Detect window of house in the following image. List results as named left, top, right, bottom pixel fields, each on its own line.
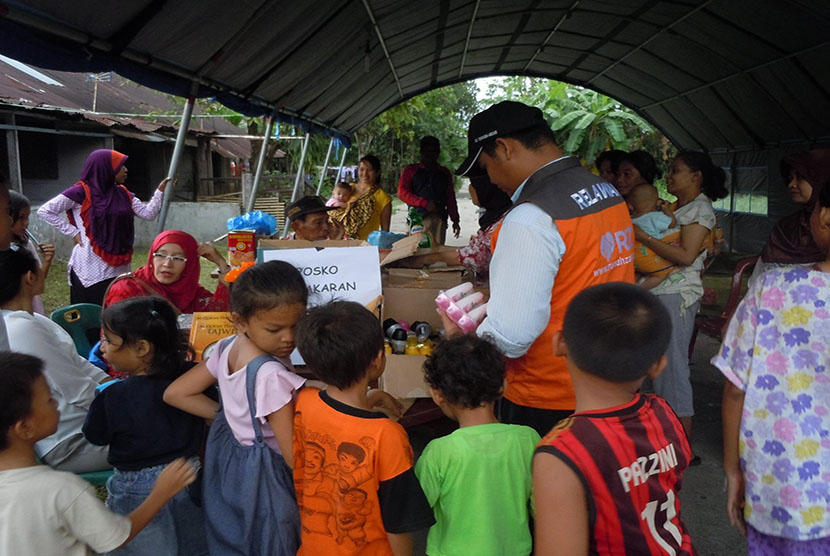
left=19, top=131, right=59, bottom=180
left=713, top=166, right=768, bottom=215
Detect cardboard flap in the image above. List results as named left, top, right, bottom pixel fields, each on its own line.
left=379, top=234, right=423, bottom=266
left=258, top=239, right=369, bottom=250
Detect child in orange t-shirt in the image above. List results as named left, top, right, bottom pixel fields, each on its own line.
left=294, top=301, right=434, bottom=556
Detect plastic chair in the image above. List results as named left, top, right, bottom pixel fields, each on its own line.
left=79, top=469, right=114, bottom=487
left=688, top=256, right=758, bottom=359
left=50, top=304, right=102, bottom=359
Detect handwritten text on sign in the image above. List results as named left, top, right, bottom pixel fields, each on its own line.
left=260, top=245, right=382, bottom=307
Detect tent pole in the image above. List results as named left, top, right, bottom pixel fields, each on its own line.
left=316, top=137, right=335, bottom=195
left=728, top=154, right=737, bottom=254
left=335, top=147, right=348, bottom=183
left=290, top=134, right=311, bottom=202
left=246, top=114, right=275, bottom=213
left=156, top=94, right=196, bottom=234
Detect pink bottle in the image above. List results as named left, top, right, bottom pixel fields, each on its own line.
left=446, top=292, right=484, bottom=324
left=435, top=282, right=474, bottom=310
left=457, top=303, right=488, bottom=332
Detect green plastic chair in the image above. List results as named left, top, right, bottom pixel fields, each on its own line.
left=79, top=468, right=115, bottom=487
left=50, top=303, right=102, bottom=358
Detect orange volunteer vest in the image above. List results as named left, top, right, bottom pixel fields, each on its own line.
left=490, top=157, right=634, bottom=410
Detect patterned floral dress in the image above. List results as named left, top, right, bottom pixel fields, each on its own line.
left=712, top=266, right=830, bottom=544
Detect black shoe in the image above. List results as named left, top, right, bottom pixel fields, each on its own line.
left=689, top=455, right=702, bottom=467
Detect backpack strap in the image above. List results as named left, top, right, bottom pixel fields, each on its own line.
left=244, top=353, right=280, bottom=444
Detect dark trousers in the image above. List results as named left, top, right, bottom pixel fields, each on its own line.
left=69, top=270, right=114, bottom=307
left=496, top=397, right=573, bottom=438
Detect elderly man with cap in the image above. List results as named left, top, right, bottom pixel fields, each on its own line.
left=445, top=101, right=635, bottom=437
left=285, top=196, right=346, bottom=241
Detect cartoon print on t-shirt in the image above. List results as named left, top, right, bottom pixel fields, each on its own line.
left=335, top=488, right=374, bottom=546
left=296, top=441, right=338, bottom=536
left=294, top=415, right=383, bottom=547
left=336, top=439, right=374, bottom=493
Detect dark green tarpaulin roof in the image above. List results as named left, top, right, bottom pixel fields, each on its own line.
left=2, top=0, right=829, bottom=152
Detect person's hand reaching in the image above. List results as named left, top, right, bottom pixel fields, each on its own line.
left=39, top=244, right=55, bottom=266
left=157, top=177, right=177, bottom=193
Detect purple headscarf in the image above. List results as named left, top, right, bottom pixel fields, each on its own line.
left=62, top=149, right=135, bottom=261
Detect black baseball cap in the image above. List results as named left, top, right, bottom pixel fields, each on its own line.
left=286, top=196, right=336, bottom=222
left=455, top=101, right=549, bottom=176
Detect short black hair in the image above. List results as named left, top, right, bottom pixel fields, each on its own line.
left=295, top=301, right=384, bottom=389
left=423, top=334, right=505, bottom=408
left=596, top=150, right=627, bottom=174
left=230, top=260, right=308, bottom=319
left=562, top=282, right=671, bottom=382
left=481, top=125, right=557, bottom=157
left=102, top=297, right=190, bottom=379
left=620, top=150, right=661, bottom=184
left=0, top=249, right=38, bottom=306
left=420, top=135, right=440, bottom=150
left=334, top=181, right=352, bottom=190
left=0, top=352, right=44, bottom=450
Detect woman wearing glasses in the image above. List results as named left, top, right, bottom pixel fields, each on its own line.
left=102, top=230, right=230, bottom=314
left=37, top=149, right=172, bottom=306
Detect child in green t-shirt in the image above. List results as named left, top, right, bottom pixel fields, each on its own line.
left=415, top=335, right=540, bottom=556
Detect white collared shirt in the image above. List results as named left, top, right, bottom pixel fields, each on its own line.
left=477, top=159, right=568, bottom=358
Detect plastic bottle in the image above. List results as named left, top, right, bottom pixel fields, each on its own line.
left=411, top=321, right=433, bottom=342
left=390, top=338, right=407, bottom=354
left=408, top=207, right=432, bottom=248
left=383, top=318, right=400, bottom=336
left=457, top=303, right=488, bottom=332
left=435, top=282, right=474, bottom=310
left=446, top=292, right=485, bottom=324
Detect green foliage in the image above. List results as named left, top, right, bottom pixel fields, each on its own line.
left=485, top=77, right=669, bottom=168
left=351, top=82, right=479, bottom=191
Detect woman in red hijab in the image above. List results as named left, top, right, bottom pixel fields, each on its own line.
left=103, top=230, right=230, bottom=313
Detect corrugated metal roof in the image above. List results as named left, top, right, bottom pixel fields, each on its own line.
left=0, top=56, right=251, bottom=157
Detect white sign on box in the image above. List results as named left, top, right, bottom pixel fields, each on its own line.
left=260, top=245, right=383, bottom=364
left=260, top=245, right=382, bottom=306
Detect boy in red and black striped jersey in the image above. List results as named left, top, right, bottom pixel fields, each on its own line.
left=533, top=282, right=696, bottom=556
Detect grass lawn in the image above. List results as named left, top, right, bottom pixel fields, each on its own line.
left=42, top=246, right=229, bottom=315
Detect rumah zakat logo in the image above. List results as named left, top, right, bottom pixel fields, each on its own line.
left=600, top=232, right=616, bottom=261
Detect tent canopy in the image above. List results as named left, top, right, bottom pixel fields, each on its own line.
left=2, top=0, right=829, bottom=154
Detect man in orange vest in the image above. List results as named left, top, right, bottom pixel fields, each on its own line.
left=446, top=101, right=635, bottom=437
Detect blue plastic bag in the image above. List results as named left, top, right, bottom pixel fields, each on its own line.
left=367, top=230, right=407, bottom=249
left=226, top=211, right=277, bottom=236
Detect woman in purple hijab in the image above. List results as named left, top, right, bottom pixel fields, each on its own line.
left=38, top=149, right=171, bottom=305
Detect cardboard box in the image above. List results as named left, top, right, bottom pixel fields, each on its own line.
left=228, top=231, right=257, bottom=267
left=378, top=286, right=446, bottom=398
left=382, top=267, right=465, bottom=290
left=257, top=235, right=422, bottom=267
